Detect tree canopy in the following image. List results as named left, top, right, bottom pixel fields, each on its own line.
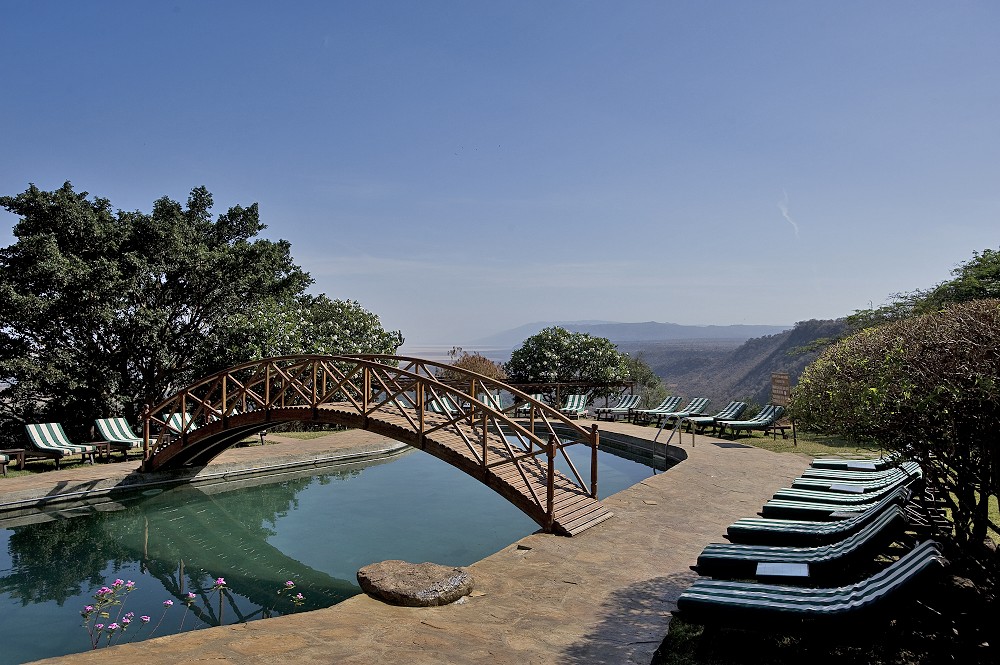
left=504, top=327, right=631, bottom=401
left=0, top=182, right=402, bottom=443
left=848, top=247, right=1000, bottom=330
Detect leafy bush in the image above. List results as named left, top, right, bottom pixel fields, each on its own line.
left=792, top=299, right=1000, bottom=554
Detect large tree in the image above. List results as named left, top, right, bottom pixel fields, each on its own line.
left=504, top=327, right=631, bottom=401
left=0, top=182, right=402, bottom=443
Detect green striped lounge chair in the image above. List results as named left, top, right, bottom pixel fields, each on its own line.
left=515, top=394, right=547, bottom=418
left=716, top=405, right=785, bottom=438
left=653, top=397, right=711, bottom=431
left=632, top=396, right=682, bottom=424
left=594, top=394, right=641, bottom=421
left=674, top=540, right=947, bottom=630
left=479, top=392, right=503, bottom=411
left=726, top=487, right=912, bottom=546
left=166, top=412, right=198, bottom=434
left=427, top=396, right=461, bottom=417
left=694, top=503, right=909, bottom=583
left=682, top=401, right=747, bottom=436
left=95, top=417, right=143, bottom=459
left=24, top=423, right=97, bottom=470
left=559, top=394, right=589, bottom=419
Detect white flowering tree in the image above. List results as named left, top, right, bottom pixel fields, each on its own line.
left=504, top=327, right=630, bottom=401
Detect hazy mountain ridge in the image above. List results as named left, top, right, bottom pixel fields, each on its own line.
left=473, top=320, right=790, bottom=348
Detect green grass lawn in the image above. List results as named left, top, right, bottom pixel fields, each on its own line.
left=732, top=429, right=887, bottom=458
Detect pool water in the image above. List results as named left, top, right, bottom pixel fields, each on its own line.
left=0, top=440, right=663, bottom=663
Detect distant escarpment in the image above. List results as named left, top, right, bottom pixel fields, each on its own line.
left=617, top=319, right=848, bottom=407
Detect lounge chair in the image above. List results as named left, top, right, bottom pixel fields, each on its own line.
left=427, top=397, right=461, bottom=417
left=594, top=394, right=641, bottom=421
left=514, top=394, right=548, bottom=418
left=674, top=540, right=947, bottom=630
left=165, top=412, right=198, bottom=433
left=682, top=401, right=747, bottom=438
left=559, top=394, right=589, bottom=419
left=653, top=397, right=710, bottom=429
left=24, top=423, right=98, bottom=470
left=716, top=405, right=785, bottom=438
left=810, top=451, right=902, bottom=471
left=631, top=396, right=682, bottom=424
left=693, top=503, right=910, bottom=583
left=772, top=467, right=919, bottom=506
left=726, top=487, right=912, bottom=546
left=791, top=463, right=921, bottom=493
left=95, top=417, right=143, bottom=459
left=799, top=459, right=917, bottom=481
left=760, top=477, right=919, bottom=520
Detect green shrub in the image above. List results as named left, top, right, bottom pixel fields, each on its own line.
left=792, top=299, right=1000, bottom=555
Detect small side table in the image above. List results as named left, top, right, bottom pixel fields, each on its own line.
left=0, top=448, right=26, bottom=475
left=90, top=442, right=111, bottom=463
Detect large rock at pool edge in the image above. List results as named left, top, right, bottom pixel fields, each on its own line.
left=357, top=560, right=474, bottom=607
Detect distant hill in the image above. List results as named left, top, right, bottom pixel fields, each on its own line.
left=473, top=320, right=790, bottom=348
left=618, top=319, right=848, bottom=408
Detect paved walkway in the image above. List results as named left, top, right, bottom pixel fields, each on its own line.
left=6, top=422, right=814, bottom=664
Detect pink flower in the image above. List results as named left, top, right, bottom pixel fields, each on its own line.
left=95, top=623, right=104, bottom=631
left=294, top=593, right=304, bottom=600
left=97, top=586, right=113, bottom=596
left=125, top=580, right=135, bottom=590
left=214, top=577, right=226, bottom=586
left=83, top=605, right=94, bottom=613
left=284, top=580, right=295, bottom=588
left=163, top=600, right=174, bottom=607
left=108, top=623, right=120, bottom=631
left=140, top=616, right=151, bottom=623
left=186, top=592, right=196, bottom=600
left=113, top=579, right=125, bottom=588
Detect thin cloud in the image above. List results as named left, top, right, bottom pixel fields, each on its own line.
left=777, top=190, right=800, bottom=237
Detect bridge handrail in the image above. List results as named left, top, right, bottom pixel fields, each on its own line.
left=142, top=355, right=602, bottom=516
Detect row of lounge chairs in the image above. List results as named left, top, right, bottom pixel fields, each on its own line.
left=12, top=418, right=152, bottom=471
left=674, top=454, right=947, bottom=632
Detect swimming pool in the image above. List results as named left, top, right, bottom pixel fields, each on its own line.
left=0, top=440, right=666, bottom=663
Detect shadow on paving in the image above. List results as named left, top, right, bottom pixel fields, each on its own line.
left=559, top=571, right=696, bottom=665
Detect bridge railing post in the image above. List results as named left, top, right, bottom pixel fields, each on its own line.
left=591, top=423, right=599, bottom=499
left=546, top=434, right=556, bottom=532
left=141, top=404, right=150, bottom=472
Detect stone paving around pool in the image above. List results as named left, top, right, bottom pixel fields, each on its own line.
left=4, top=421, right=812, bottom=665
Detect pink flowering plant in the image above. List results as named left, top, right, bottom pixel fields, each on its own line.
left=81, top=574, right=305, bottom=649
left=79, top=578, right=154, bottom=649
left=278, top=580, right=306, bottom=607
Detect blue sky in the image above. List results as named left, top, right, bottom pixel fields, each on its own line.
left=2, top=1, right=998, bottom=345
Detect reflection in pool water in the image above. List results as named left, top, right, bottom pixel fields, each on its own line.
left=0, top=440, right=665, bottom=663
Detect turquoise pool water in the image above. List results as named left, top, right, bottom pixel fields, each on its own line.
left=0, top=441, right=664, bottom=663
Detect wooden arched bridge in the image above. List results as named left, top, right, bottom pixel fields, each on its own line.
left=140, top=355, right=612, bottom=536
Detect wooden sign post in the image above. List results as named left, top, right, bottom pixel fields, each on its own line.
left=770, top=372, right=796, bottom=445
